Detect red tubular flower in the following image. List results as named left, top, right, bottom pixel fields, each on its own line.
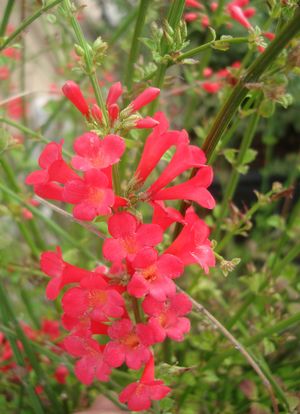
left=165, top=206, right=215, bottom=274
left=151, top=201, right=184, bottom=231
left=106, top=81, right=123, bottom=108
left=134, top=112, right=183, bottom=184
left=127, top=247, right=183, bottom=301
left=62, top=273, right=124, bottom=322
left=63, top=169, right=115, bottom=220
left=62, top=81, right=89, bottom=116
left=90, top=104, right=103, bottom=122
left=119, top=355, right=171, bottom=411
left=202, top=81, right=222, bottom=94
left=64, top=335, right=111, bottom=384
left=184, top=12, right=198, bottom=22
left=185, top=0, right=203, bottom=9
left=26, top=141, right=77, bottom=186
left=54, top=365, right=69, bottom=384
left=135, top=116, right=159, bottom=129
left=62, top=313, right=109, bottom=337
left=103, top=212, right=163, bottom=263
left=148, top=141, right=206, bottom=194
left=104, top=319, right=154, bottom=370
left=71, top=132, right=125, bottom=171
left=227, top=3, right=252, bottom=29
left=143, top=293, right=192, bottom=342
left=130, top=87, right=160, bottom=112
left=40, top=247, right=92, bottom=300
left=149, top=166, right=215, bottom=210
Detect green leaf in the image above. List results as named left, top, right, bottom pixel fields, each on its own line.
left=243, top=148, right=257, bottom=164
left=259, top=99, right=275, bottom=118
left=223, top=149, right=237, bottom=164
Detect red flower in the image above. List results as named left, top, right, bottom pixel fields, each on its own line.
left=130, top=87, right=160, bottom=112
left=148, top=166, right=215, bottom=210
left=103, top=212, right=163, bottom=263
left=119, top=355, right=170, bottom=411
left=25, top=141, right=77, bottom=201
left=165, top=206, right=215, bottom=274
left=54, top=365, right=69, bottom=384
left=63, top=169, right=115, bottom=220
left=202, top=81, right=222, bottom=94
left=64, top=335, right=111, bottom=384
left=62, top=313, right=109, bottom=337
left=40, top=247, right=91, bottom=300
left=71, top=132, right=125, bottom=171
left=106, top=81, right=123, bottom=107
left=127, top=247, right=183, bottom=301
left=151, top=201, right=184, bottom=231
left=227, top=1, right=255, bottom=29
left=62, top=273, right=124, bottom=322
left=62, top=81, right=89, bottom=116
left=147, top=141, right=206, bottom=195
left=185, top=0, right=203, bottom=9
left=104, top=319, right=154, bottom=370
left=134, top=112, right=183, bottom=184
left=143, top=293, right=192, bottom=342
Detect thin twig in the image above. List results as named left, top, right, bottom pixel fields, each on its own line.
left=177, top=285, right=279, bottom=414
left=35, top=196, right=106, bottom=239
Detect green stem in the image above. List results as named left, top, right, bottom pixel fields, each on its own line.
left=202, top=7, right=300, bottom=161
left=178, top=37, right=248, bottom=61
left=0, top=0, right=63, bottom=50
left=0, top=0, right=15, bottom=37
left=124, top=0, right=151, bottom=90
left=62, top=0, right=108, bottom=125
left=148, top=0, right=185, bottom=114
left=214, top=103, right=261, bottom=240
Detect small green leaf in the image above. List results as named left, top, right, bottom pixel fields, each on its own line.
left=223, top=148, right=237, bottom=164
left=243, top=148, right=257, bottom=164
left=259, top=99, right=275, bottom=118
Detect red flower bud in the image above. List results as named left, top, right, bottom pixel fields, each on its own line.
left=131, top=88, right=160, bottom=112
left=62, top=81, right=89, bottom=116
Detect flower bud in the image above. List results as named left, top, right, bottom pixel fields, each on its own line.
left=131, top=87, right=160, bottom=112
left=62, top=81, right=89, bottom=116
left=135, top=117, right=159, bottom=129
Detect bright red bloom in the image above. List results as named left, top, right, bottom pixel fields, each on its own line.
left=151, top=201, right=184, bottom=231
left=62, top=81, right=89, bottom=116
left=134, top=112, right=183, bottom=184
left=143, top=293, right=192, bottom=342
left=165, top=206, right=215, bottom=274
left=135, top=116, right=159, bottom=129
left=202, top=81, right=222, bottom=94
left=185, top=0, right=203, bottom=9
left=119, top=355, right=171, bottom=411
left=40, top=247, right=91, bottom=300
left=106, top=81, right=123, bottom=107
left=148, top=166, right=215, bottom=210
left=64, top=335, right=111, bottom=384
left=25, top=141, right=77, bottom=201
left=227, top=1, right=254, bottom=29
left=128, top=247, right=183, bottom=301
left=130, top=88, right=160, bottom=112
left=62, top=273, right=124, bottom=322
left=71, top=132, right=125, bottom=171
left=104, top=319, right=155, bottom=370
left=148, top=141, right=206, bottom=195
left=54, top=365, right=69, bottom=384
left=184, top=12, right=198, bottom=22
left=62, top=313, right=109, bottom=337
left=63, top=169, right=115, bottom=220
left=103, top=212, right=163, bottom=263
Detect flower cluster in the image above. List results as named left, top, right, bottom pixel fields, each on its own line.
left=27, top=80, right=216, bottom=411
